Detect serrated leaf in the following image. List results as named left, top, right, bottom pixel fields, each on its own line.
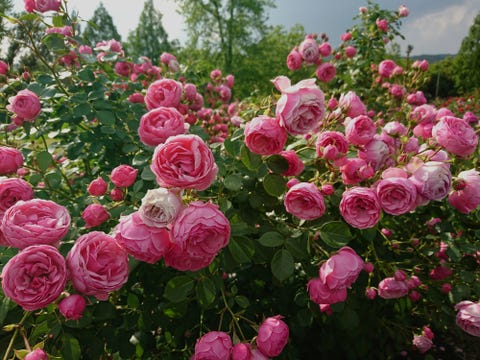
left=140, top=166, right=156, bottom=181
left=266, top=154, right=289, bottom=174
left=262, top=173, right=286, bottom=197
left=37, top=151, right=53, bottom=171
left=164, top=276, right=194, bottom=303
left=224, top=174, right=243, bottom=191
left=258, top=231, right=284, bottom=247
left=240, top=144, right=262, bottom=170
left=196, top=278, right=216, bottom=308
left=271, top=249, right=294, bottom=282
left=319, top=221, right=353, bottom=249
left=62, top=334, right=81, bottom=360
left=228, top=237, right=255, bottom=264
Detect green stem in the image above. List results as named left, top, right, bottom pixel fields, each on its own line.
left=220, top=287, right=246, bottom=340
left=2, top=312, right=30, bottom=360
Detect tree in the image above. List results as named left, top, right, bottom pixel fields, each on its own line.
left=124, top=0, right=171, bottom=60
left=0, top=0, right=13, bottom=49
left=177, top=0, right=275, bottom=73
left=82, top=2, right=121, bottom=47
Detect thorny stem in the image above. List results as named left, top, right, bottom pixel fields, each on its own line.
left=2, top=311, right=30, bottom=360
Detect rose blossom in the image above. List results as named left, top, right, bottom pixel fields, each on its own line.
left=339, top=187, right=381, bottom=229
left=145, top=79, right=183, bottom=110
left=274, top=76, right=325, bottom=136
left=344, top=46, right=356, bottom=58
left=358, top=139, right=390, bottom=171
left=455, top=301, right=480, bottom=337
left=448, top=169, right=480, bottom=214
left=81, top=203, right=110, bottom=228
left=345, top=114, right=376, bottom=146
left=298, top=37, right=319, bottom=63
left=2, top=199, right=70, bottom=249
left=340, top=158, right=374, bottom=185
left=407, top=91, right=427, bottom=106
left=6, top=89, right=41, bottom=122
left=193, top=331, right=232, bottom=360
left=378, top=60, right=396, bottom=78
left=413, top=335, right=433, bottom=353
left=319, top=42, right=332, bottom=57
left=66, top=231, right=129, bottom=300
left=319, top=246, right=364, bottom=290
left=110, top=164, right=138, bottom=188
left=29, top=0, right=61, bottom=13
left=308, top=278, right=348, bottom=304
left=244, top=115, right=288, bottom=155
left=284, top=182, right=325, bottom=220
left=164, top=241, right=214, bottom=272
left=231, top=343, right=252, bottom=360
left=151, top=134, right=218, bottom=191
left=1, top=244, right=66, bottom=311
left=398, top=4, right=409, bottom=17
left=376, top=18, right=388, bottom=32
left=24, top=349, right=48, bottom=360
left=256, top=315, right=289, bottom=357
left=58, top=294, right=87, bottom=320
left=432, top=116, right=478, bottom=158
left=138, top=106, right=188, bottom=147
left=409, top=161, right=452, bottom=202
left=0, top=60, right=8, bottom=75
left=377, top=277, right=409, bottom=299
left=279, top=150, right=304, bottom=176
left=338, top=91, right=367, bottom=118
left=315, top=62, right=336, bottom=82
left=87, top=176, right=108, bottom=196
left=138, top=187, right=183, bottom=227
left=114, top=211, right=171, bottom=263
left=316, top=131, right=349, bottom=161
left=375, top=177, right=417, bottom=215
left=0, top=178, right=34, bottom=217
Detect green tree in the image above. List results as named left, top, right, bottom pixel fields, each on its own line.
left=82, top=2, right=121, bottom=46
left=124, top=0, right=171, bottom=60
left=0, top=0, right=13, bottom=49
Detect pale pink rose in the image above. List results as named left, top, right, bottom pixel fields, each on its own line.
left=410, top=104, right=436, bottom=123
left=344, top=46, right=356, bottom=58
left=284, top=182, right=325, bottom=220
left=151, top=134, right=218, bottom=191
left=66, top=231, right=129, bottom=300
left=389, top=84, right=405, bottom=99
left=145, top=79, right=183, bottom=110
left=316, top=131, right=349, bottom=161
left=164, top=241, right=215, bottom=271
left=33, top=0, right=61, bottom=12
left=339, top=91, right=367, bottom=118
left=244, top=115, right=288, bottom=155
left=413, top=335, right=433, bottom=353
left=78, top=45, right=93, bottom=54
left=413, top=121, right=434, bottom=140
left=6, top=89, right=41, bottom=121
left=298, top=37, right=319, bottom=63
left=138, top=187, right=183, bottom=227
left=448, top=169, right=480, bottom=214
left=308, top=277, right=348, bottom=305
left=183, top=83, right=197, bottom=102
left=210, top=69, right=222, bottom=81
left=339, top=187, right=381, bottom=229
left=256, top=316, right=289, bottom=357
left=375, top=177, right=417, bottom=215
left=58, top=294, right=87, bottom=320
left=45, top=25, right=73, bottom=36
left=279, top=150, right=304, bottom=176
left=358, top=139, right=390, bottom=171
left=0, top=60, right=9, bottom=75
left=160, top=52, right=177, bottom=66
left=138, top=107, right=188, bottom=147
left=171, top=201, right=230, bottom=260
left=251, top=349, right=269, bottom=360
left=319, top=246, right=364, bottom=289
left=81, top=203, right=110, bottom=228
left=432, top=116, right=478, bottom=157
left=409, top=161, right=452, bottom=201
left=114, top=212, right=171, bottom=264
left=225, top=74, right=235, bottom=88
left=318, top=42, right=332, bottom=57
left=1, top=244, right=66, bottom=311
left=383, top=121, right=408, bottom=136
left=455, top=301, right=480, bottom=337
left=2, top=199, right=70, bottom=249
left=378, top=60, right=396, bottom=78
left=398, top=5, right=409, bottom=17
left=377, top=277, right=409, bottom=299
left=315, top=62, right=336, bottom=82
left=193, top=331, right=232, bottom=360
left=24, top=349, right=48, bottom=360
left=274, top=77, right=325, bottom=136
left=340, top=158, right=374, bottom=185
left=345, top=115, right=376, bottom=146
left=376, top=18, right=388, bottom=32
left=87, top=176, right=108, bottom=196
left=0, top=178, right=34, bottom=217
left=406, top=91, right=427, bottom=106
left=110, top=164, right=137, bottom=188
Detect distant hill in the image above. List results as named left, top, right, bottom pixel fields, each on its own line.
left=410, top=54, right=455, bottom=63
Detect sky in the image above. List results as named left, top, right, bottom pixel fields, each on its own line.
left=11, top=0, right=480, bottom=55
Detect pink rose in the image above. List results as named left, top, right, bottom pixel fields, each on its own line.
left=339, top=187, right=381, bottom=229
left=298, top=37, right=319, bottom=63
left=413, top=335, right=433, bottom=353
left=344, top=46, right=356, bottom=58
left=114, top=211, right=171, bottom=264
left=145, top=79, right=183, bottom=110
left=33, top=0, right=61, bottom=12
left=339, top=91, right=366, bottom=118
left=66, top=231, right=129, bottom=300
left=319, top=246, right=364, bottom=290
left=375, top=177, right=417, bottom=215
left=284, top=182, right=325, bottom=220
left=286, top=48, right=303, bottom=70
left=319, top=42, right=332, bottom=57
left=0, top=178, right=34, bottom=217
left=183, top=83, right=197, bottom=101
left=24, top=0, right=35, bottom=12
left=274, top=76, right=325, bottom=136
left=114, top=61, right=133, bottom=77
left=231, top=343, right=252, bottom=360
left=316, top=131, right=349, bottom=161
left=378, top=60, right=396, bottom=78
left=358, top=139, right=390, bottom=171
left=0, top=60, right=8, bottom=75
left=138, top=106, right=188, bottom=147
left=256, top=315, right=289, bottom=357
left=251, top=349, right=269, bottom=360
left=128, top=93, right=144, bottom=104
left=377, top=277, right=409, bottom=299
left=58, top=294, right=87, bottom=320
left=110, top=164, right=138, bottom=188
left=398, top=5, right=409, bottom=17
left=455, top=301, right=480, bottom=337
left=432, top=116, right=478, bottom=157
left=164, top=241, right=214, bottom=272
left=410, top=104, right=436, bottom=123
left=315, top=62, right=336, bottom=82
left=345, top=115, right=376, bottom=146
left=193, top=331, right=232, bottom=360
left=244, top=115, right=288, bottom=155
left=407, top=91, right=427, bottom=106
left=1, top=244, right=66, bottom=311
left=409, top=161, right=452, bottom=201
left=448, top=169, right=480, bottom=214
left=110, top=187, right=124, bottom=201
left=151, top=134, right=218, bottom=191
left=307, top=277, right=347, bottom=305
left=81, top=203, right=110, bottom=228
left=1, top=199, right=70, bottom=249
left=87, top=176, right=108, bottom=196
left=138, top=187, right=183, bottom=227
left=429, top=265, right=452, bottom=280
left=340, top=158, right=374, bottom=185
left=376, top=18, right=388, bottom=32
left=24, top=349, right=48, bottom=360
left=279, top=150, right=304, bottom=176
left=340, top=32, right=352, bottom=41
left=6, top=89, right=41, bottom=122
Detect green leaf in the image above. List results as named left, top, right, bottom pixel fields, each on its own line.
left=45, top=171, right=62, bottom=188
left=196, top=278, right=216, bottom=308
left=52, top=15, right=65, bottom=27
left=36, top=151, right=53, bottom=171
left=240, top=144, right=262, bottom=170
left=258, top=231, right=284, bottom=247
left=0, top=297, right=11, bottom=325
left=266, top=154, right=289, bottom=174
left=96, top=110, right=116, bottom=125
left=62, top=334, right=81, bottom=360
left=42, top=33, right=65, bottom=50
left=319, top=221, right=353, bottom=249
left=72, top=103, right=92, bottom=118
left=140, top=166, right=156, bottom=181
left=262, top=173, right=286, bottom=197
left=164, top=276, right=194, bottom=303
left=78, top=69, right=95, bottom=82
left=228, top=237, right=255, bottom=264
left=234, top=295, right=250, bottom=309
left=285, top=235, right=309, bottom=260
left=271, top=249, right=294, bottom=282
left=224, top=174, right=243, bottom=191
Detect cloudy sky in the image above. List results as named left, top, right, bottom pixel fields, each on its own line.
left=12, top=0, right=480, bottom=55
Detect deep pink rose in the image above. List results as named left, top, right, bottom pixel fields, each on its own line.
left=345, top=115, right=376, bottom=146
left=429, top=265, right=452, bottom=280
left=151, top=134, right=218, bottom=191
left=284, top=182, right=325, bottom=220
left=455, top=301, right=480, bottom=337
left=339, top=91, right=366, bottom=118
left=376, top=18, right=388, bottom=32
left=231, top=343, right=252, bottom=360
left=377, top=277, right=409, bottom=299
left=23, top=0, right=35, bottom=12
left=279, top=150, right=304, bottom=176
left=315, top=62, right=336, bottom=82
left=145, top=79, right=183, bottom=110
left=87, top=176, right=108, bottom=196
left=319, top=42, right=332, bottom=57
left=344, top=46, right=356, bottom=58
left=409, top=161, right=452, bottom=201
left=432, top=116, right=478, bottom=157
left=0, top=147, right=23, bottom=175
left=407, top=91, right=427, bottom=106
left=114, top=61, right=133, bottom=77
left=448, top=169, right=480, bottom=214
left=244, top=115, right=288, bottom=155
left=1, top=244, right=66, bottom=311
left=378, top=59, right=396, bottom=78
left=164, top=241, right=214, bottom=271
left=319, top=246, right=364, bottom=290
left=138, top=106, right=188, bottom=147
left=33, top=0, right=61, bottom=12
left=339, top=187, right=381, bottom=229
left=256, top=315, right=289, bottom=357
left=114, top=211, right=171, bottom=264
left=58, top=294, right=87, bottom=320
left=316, top=131, right=349, bottom=161
left=24, top=349, right=48, bottom=360
left=2, top=199, right=70, bottom=249
left=274, top=77, right=325, bottom=136
left=298, top=37, right=319, bottom=63
left=251, top=349, right=269, bottom=360
left=110, top=164, right=138, bottom=188
left=81, top=203, right=110, bottom=228
left=286, top=48, right=303, bottom=70
left=171, top=201, right=230, bottom=260
left=193, top=331, right=232, bottom=360
left=66, top=231, right=129, bottom=300
left=7, top=89, right=41, bottom=122
left=375, top=177, right=417, bottom=215
left=307, top=277, right=348, bottom=305
left=413, top=335, right=433, bottom=353
left=0, top=178, right=34, bottom=217
left=138, top=187, right=183, bottom=227
left=0, top=60, right=8, bottom=75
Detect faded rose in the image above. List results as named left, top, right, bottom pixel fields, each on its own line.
left=6, top=89, right=41, bottom=121
left=58, top=294, right=87, bottom=320
left=284, top=182, right=325, bottom=220
left=145, top=79, right=183, bottom=110
left=139, top=107, right=189, bottom=147
left=298, top=37, right=319, bottom=63
left=244, top=115, right=288, bottom=155
left=432, top=116, right=478, bottom=158
left=455, top=301, right=480, bottom=337
left=138, top=187, right=183, bottom=227
left=256, top=315, right=289, bottom=357
left=377, top=277, right=409, bottom=299
left=409, top=161, right=452, bottom=202
left=193, top=331, right=232, bottom=360
left=0, top=146, right=24, bottom=175
left=110, top=164, right=138, bottom=188
left=339, top=187, right=381, bottom=229
left=413, top=335, right=433, bottom=353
